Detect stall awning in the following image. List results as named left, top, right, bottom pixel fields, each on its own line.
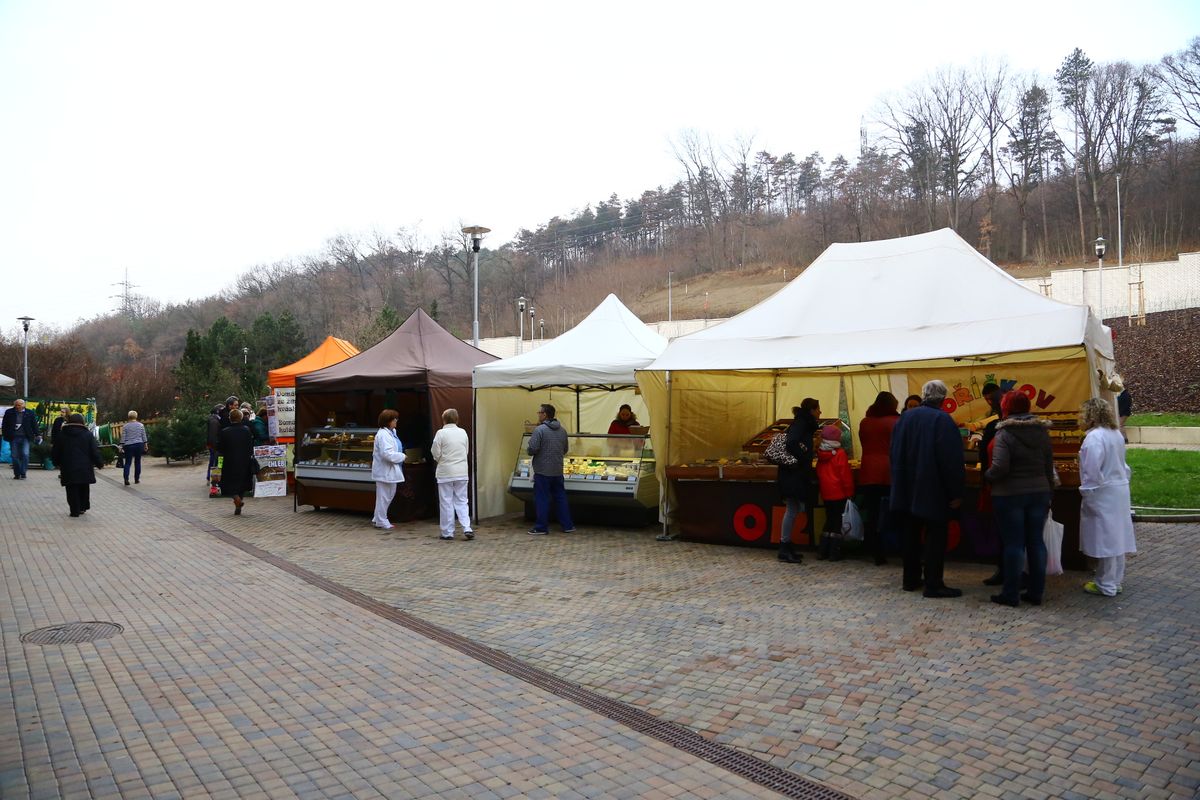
left=267, top=336, right=359, bottom=389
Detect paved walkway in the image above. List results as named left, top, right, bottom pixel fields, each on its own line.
left=3, top=460, right=1199, bottom=799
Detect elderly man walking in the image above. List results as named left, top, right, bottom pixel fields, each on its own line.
left=889, top=380, right=965, bottom=598
left=2, top=399, right=42, bottom=479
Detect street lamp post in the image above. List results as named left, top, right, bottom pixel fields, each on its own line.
left=462, top=225, right=491, bottom=347
left=539, top=318, right=544, bottom=341
left=668, top=271, right=673, bottom=322
left=1094, top=237, right=1107, bottom=319
left=243, top=346, right=249, bottom=365
left=17, top=316, right=34, bottom=397
left=517, top=296, right=526, bottom=354
left=528, top=305, right=535, bottom=346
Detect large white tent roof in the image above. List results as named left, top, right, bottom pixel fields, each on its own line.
left=0, top=373, right=13, bottom=388
left=645, top=228, right=1112, bottom=372
left=473, top=293, right=668, bottom=388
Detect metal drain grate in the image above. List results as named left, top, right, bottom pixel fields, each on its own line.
left=21, top=621, right=124, bottom=645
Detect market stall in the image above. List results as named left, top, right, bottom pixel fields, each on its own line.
left=294, top=309, right=495, bottom=522
left=472, top=294, right=667, bottom=524
left=637, top=229, right=1117, bottom=568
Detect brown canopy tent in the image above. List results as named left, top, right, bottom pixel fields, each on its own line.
left=293, top=309, right=496, bottom=522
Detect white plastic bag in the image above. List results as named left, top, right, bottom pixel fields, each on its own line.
left=841, top=499, right=864, bottom=542
left=1044, top=513, right=1064, bottom=575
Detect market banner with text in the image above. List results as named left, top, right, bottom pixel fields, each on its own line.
left=253, top=445, right=288, bottom=497
left=907, top=360, right=1091, bottom=428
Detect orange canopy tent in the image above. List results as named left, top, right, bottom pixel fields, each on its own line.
left=267, top=336, right=359, bottom=388
left=267, top=336, right=359, bottom=445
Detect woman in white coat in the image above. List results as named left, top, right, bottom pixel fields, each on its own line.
left=430, top=408, right=473, bottom=541
left=1078, top=397, right=1136, bottom=597
left=371, top=409, right=405, bottom=530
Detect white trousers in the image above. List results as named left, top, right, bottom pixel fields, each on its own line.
left=437, top=479, right=471, bottom=537
left=1094, top=554, right=1126, bottom=596
left=374, top=482, right=397, bottom=527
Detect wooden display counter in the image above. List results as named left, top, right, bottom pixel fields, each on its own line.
left=667, top=462, right=1086, bottom=570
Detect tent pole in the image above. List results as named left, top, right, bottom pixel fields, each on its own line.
left=656, top=371, right=674, bottom=542
left=470, top=387, right=478, bottom=525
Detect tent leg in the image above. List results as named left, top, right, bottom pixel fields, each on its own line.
left=656, top=370, right=674, bottom=542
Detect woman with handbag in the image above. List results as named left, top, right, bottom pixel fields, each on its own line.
left=984, top=392, right=1057, bottom=607
left=775, top=398, right=820, bottom=564
left=217, top=408, right=254, bottom=515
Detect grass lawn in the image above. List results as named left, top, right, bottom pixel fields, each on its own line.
left=1127, top=449, right=1200, bottom=511
left=1127, top=412, right=1200, bottom=427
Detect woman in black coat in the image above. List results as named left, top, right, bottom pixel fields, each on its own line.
left=51, top=413, right=104, bottom=517
left=776, top=397, right=821, bottom=564
left=217, top=408, right=254, bottom=514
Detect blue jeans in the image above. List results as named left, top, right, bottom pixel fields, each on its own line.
left=207, top=448, right=218, bottom=481
left=11, top=435, right=29, bottom=477
left=992, top=492, right=1050, bottom=602
left=533, top=474, right=574, bottom=532
left=123, top=442, right=144, bottom=482
left=780, top=498, right=805, bottom=544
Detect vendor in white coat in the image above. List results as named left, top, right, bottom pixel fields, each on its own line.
left=430, top=408, right=473, bottom=541
left=1078, top=397, right=1137, bottom=597
left=371, top=409, right=405, bottom=530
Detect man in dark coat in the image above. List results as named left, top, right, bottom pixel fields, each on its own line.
left=2, top=398, right=42, bottom=479
left=51, top=413, right=103, bottom=517
left=206, top=404, right=223, bottom=485
left=217, top=407, right=254, bottom=514
left=889, top=379, right=965, bottom=598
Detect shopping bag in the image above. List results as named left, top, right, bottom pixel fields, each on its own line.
left=1044, top=513, right=1064, bottom=575
left=841, top=499, right=864, bottom=542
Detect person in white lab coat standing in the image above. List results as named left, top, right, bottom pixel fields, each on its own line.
left=371, top=409, right=405, bottom=530
left=1078, top=397, right=1137, bottom=597
left=430, top=407, right=473, bottom=541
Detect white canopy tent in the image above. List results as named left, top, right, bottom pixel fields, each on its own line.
left=637, top=228, right=1116, bottom=523
left=473, top=293, right=668, bottom=518
left=0, top=373, right=14, bottom=388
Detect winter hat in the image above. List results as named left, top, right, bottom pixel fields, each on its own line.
left=821, top=424, right=842, bottom=442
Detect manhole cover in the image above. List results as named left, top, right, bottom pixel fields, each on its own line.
left=20, top=621, right=124, bottom=645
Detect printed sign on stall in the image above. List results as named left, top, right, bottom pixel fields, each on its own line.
left=253, top=444, right=288, bottom=497
left=272, top=387, right=295, bottom=439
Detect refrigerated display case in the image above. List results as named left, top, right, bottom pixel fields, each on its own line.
left=294, top=427, right=433, bottom=520
left=509, top=432, right=658, bottom=525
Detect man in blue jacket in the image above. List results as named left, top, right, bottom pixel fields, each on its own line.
left=526, top=403, right=576, bottom=535
left=2, top=399, right=42, bottom=479
left=889, top=380, right=965, bottom=598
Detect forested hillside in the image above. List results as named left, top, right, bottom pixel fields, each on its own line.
left=3, top=41, right=1199, bottom=421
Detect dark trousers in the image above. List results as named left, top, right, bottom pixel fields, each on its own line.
left=65, top=483, right=91, bottom=516
left=123, top=442, right=144, bottom=482
left=992, top=492, right=1050, bottom=602
left=533, top=474, right=574, bottom=532
left=903, top=514, right=948, bottom=590
left=207, top=448, right=218, bottom=481
left=858, top=485, right=889, bottom=560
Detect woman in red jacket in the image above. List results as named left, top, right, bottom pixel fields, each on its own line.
left=857, top=391, right=900, bottom=565
left=816, top=424, right=855, bottom=561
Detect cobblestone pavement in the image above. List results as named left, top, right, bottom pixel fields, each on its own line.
left=5, top=460, right=1200, bottom=799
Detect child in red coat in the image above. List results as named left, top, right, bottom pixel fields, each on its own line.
left=816, top=424, right=855, bottom=561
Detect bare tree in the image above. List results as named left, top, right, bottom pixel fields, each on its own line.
left=1158, top=36, right=1200, bottom=131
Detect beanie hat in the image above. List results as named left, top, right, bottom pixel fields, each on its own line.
left=225, top=396, right=239, bottom=405
left=821, top=424, right=842, bottom=442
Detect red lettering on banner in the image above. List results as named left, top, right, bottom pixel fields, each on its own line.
left=1018, top=384, right=1036, bottom=400
left=1035, top=389, right=1056, bottom=408
left=733, top=503, right=768, bottom=542
left=941, top=398, right=958, bottom=414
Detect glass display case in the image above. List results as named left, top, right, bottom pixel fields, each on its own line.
left=295, top=427, right=376, bottom=482
left=509, top=432, right=659, bottom=524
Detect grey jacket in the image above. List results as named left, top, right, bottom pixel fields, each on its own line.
left=527, top=418, right=568, bottom=477
left=985, top=414, right=1057, bottom=497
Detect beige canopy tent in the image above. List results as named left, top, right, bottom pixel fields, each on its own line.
left=472, top=294, right=668, bottom=518
left=636, top=228, right=1116, bottom=524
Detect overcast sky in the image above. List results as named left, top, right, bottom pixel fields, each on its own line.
left=1, top=0, right=1196, bottom=333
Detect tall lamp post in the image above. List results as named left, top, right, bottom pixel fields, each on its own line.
left=539, top=318, right=544, bottom=341
left=517, top=296, right=526, bottom=354
left=667, top=271, right=673, bottom=322
left=17, top=316, right=34, bottom=397
left=462, top=225, right=490, bottom=347
left=528, top=304, right=535, bottom=347
left=1094, top=237, right=1107, bottom=319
